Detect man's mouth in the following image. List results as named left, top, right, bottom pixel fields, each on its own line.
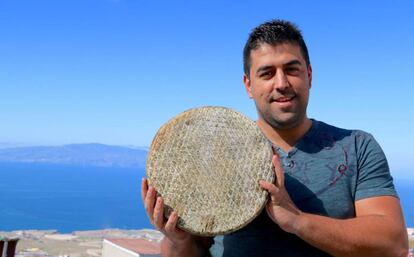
left=273, top=95, right=296, bottom=103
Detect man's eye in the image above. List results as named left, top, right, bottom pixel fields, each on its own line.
left=286, top=67, right=299, bottom=74
left=260, top=71, right=273, bottom=78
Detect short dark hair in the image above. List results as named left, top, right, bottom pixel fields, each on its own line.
left=243, top=19, right=310, bottom=77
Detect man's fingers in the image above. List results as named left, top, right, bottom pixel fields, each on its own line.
left=259, top=180, right=280, bottom=195
left=260, top=179, right=283, bottom=206
left=144, top=186, right=156, bottom=220
left=261, top=180, right=285, bottom=206
left=272, top=154, right=285, bottom=187
left=141, top=178, right=148, bottom=203
left=153, top=197, right=165, bottom=229
left=165, top=211, right=179, bottom=234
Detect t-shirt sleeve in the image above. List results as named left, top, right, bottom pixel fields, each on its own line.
left=354, top=131, right=398, bottom=201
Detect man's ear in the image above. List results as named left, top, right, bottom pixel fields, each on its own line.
left=243, top=74, right=253, bottom=98
left=307, top=64, right=313, bottom=89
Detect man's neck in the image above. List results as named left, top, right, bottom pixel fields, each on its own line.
left=257, top=118, right=312, bottom=153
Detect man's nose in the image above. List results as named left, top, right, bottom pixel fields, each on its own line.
left=273, top=71, right=289, bottom=91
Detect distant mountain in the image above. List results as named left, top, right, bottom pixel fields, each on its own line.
left=0, top=143, right=148, bottom=168
left=0, top=141, right=31, bottom=149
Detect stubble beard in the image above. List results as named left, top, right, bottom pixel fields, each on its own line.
left=257, top=103, right=308, bottom=131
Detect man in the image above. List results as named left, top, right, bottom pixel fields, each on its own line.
left=142, top=19, right=408, bottom=257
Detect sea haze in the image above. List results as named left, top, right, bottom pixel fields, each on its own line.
left=0, top=162, right=152, bottom=232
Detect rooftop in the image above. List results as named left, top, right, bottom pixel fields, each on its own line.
left=104, top=238, right=161, bottom=255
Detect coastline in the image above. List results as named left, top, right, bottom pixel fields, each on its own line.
left=1, top=227, right=413, bottom=257
left=0, top=228, right=162, bottom=257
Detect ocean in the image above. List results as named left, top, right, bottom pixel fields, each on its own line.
left=0, top=163, right=152, bottom=233
left=0, top=163, right=412, bottom=233
left=395, top=179, right=414, bottom=228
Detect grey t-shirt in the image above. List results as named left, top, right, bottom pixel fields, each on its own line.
left=209, top=120, right=397, bottom=257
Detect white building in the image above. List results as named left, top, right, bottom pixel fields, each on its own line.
left=102, top=238, right=161, bottom=257
left=408, top=228, right=414, bottom=237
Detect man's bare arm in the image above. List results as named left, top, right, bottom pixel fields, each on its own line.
left=260, top=155, right=408, bottom=257
left=291, top=196, right=408, bottom=257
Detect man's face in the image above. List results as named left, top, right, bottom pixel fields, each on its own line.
left=244, top=43, right=312, bottom=130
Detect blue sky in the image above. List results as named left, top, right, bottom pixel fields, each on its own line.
left=1, top=0, right=413, bottom=177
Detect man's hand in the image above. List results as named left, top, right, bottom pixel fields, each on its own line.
left=141, top=178, right=191, bottom=244
left=259, top=154, right=302, bottom=233
left=141, top=178, right=211, bottom=257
